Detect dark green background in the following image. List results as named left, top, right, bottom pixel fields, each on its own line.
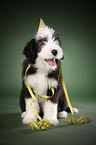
left=0, top=1, right=96, bottom=145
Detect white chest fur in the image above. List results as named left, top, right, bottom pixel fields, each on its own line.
left=25, top=71, right=58, bottom=97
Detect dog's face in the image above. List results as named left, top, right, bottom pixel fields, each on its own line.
left=23, top=26, right=64, bottom=70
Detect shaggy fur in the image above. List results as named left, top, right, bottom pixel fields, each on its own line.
left=20, top=25, right=78, bottom=125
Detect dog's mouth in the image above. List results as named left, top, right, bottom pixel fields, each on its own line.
left=45, top=58, right=56, bottom=67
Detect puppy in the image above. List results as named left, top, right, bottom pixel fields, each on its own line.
left=20, top=19, right=78, bottom=125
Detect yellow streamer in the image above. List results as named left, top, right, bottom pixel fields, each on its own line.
left=66, top=116, right=91, bottom=124
left=25, top=63, right=91, bottom=131
left=58, top=64, right=74, bottom=115
left=25, top=64, right=54, bottom=130
left=25, top=64, right=36, bottom=102
left=58, top=63, right=91, bottom=124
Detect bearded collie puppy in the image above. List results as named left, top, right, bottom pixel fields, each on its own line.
left=20, top=19, right=78, bottom=125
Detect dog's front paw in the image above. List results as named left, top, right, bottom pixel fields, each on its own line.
left=22, top=116, right=37, bottom=124
left=50, top=118, right=59, bottom=126
left=22, top=112, right=37, bottom=124
left=44, top=117, right=59, bottom=126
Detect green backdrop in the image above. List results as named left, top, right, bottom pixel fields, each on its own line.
left=0, top=1, right=96, bottom=145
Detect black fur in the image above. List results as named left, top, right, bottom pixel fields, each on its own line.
left=48, top=63, right=59, bottom=80
left=52, top=33, right=61, bottom=46
left=20, top=39, right=38, bottom=112
left=22, top=60, right=37, bottom=76
left=20, top=35, right=68, bottom=113
left=47, top=63, right=67, bottom=111
left=23, top=39, right=38, bottom=64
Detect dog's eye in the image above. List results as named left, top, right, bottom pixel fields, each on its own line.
left=38, top=41, right=45, bottom=47
left=37, top=37, right=48, bottom=48
left=52, top=33, right=61, bottom=46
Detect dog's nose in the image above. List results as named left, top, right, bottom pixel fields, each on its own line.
left=51, top=50, right=58, bottom=56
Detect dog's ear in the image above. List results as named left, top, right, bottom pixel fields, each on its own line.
left=23, top=39, right=38, bottom=64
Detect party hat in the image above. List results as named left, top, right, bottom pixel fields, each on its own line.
left=37, top=18, right=46, bottom=33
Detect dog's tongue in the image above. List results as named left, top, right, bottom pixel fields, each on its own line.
left=47, top=59, right=56, bottom=66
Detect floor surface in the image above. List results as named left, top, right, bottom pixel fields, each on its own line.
left=0, top=96, right=96, bottom=145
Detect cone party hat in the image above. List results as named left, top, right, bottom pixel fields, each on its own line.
left=37, top=18, right=46, bottom=33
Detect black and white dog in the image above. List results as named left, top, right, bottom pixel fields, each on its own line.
left=20, top=20, right=78, bottom=125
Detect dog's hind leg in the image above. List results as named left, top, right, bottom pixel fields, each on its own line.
left=58, top=96, right=79, bottom=119
left=57, top=90, right=68, bottom=119
left=20, top=89, right=26, bottom=112
left=65, top=107, right=79, bottom=113
left=58, top=107, right=79, bottom=118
